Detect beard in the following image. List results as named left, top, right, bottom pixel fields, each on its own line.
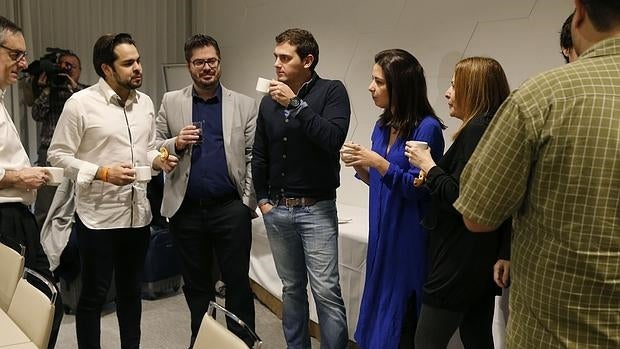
left=113, top=70, right=142, bottom=90
left=190, top=69, right=220, bottom=91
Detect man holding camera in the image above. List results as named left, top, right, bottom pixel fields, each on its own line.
left=32, top=52, right=86, bottom=227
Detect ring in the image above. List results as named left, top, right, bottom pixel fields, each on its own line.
left=159, top=147, right=169, bottom=161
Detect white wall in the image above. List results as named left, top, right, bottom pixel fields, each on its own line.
left=1, top=0, right=192, bottom=160
left=3, top=0, right=574, bottom=206
left=195, top=0, right=574, bottom=208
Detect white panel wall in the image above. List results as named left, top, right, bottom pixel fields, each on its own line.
left=195, top=0, right=574, bottom=208
left=3, top=0, right=575, bottom=206
left=21, top=0, right=192, bottom=106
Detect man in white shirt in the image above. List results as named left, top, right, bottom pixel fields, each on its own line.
left=0, top=16, right=64, bottom=349
left=48, top=33, right=177, bottom=349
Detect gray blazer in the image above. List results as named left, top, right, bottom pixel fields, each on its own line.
left=155, top=84, right=258, bottom=218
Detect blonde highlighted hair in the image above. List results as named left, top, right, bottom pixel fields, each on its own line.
left=452, top=57, right=510, bottom=139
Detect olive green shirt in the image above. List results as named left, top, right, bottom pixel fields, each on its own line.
left=454, top=37, right=620, bottom=348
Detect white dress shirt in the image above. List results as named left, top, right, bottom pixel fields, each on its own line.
left=48, top=78, right=159, bottom=229
left=0, top=89, right=36, bottom=204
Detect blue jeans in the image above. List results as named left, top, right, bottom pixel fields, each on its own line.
left=262, top=199, right=348, bottom=349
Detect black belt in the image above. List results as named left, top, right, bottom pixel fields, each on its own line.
left=184, top=193, right=239, bottom=208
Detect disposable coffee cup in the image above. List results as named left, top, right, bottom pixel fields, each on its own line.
left=44, top=167, right=64, bottom=186
left=134, top=166, right=152, bottom=182
left=256, top=77, right=271, bottom=94
left=406, top=140, right=429, bottom=150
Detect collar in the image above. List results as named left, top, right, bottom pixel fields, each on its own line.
left=192, top=83, right=222, bottom=104
left=579, top=36, right=620, bottom=60
left=296, top=72, right=318, bottom=99
left=97, top=77, right=139, bottom=106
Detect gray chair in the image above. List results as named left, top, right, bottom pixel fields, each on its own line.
left=193, top=301, right=262, bottom=349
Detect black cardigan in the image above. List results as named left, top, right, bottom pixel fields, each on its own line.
left=421, top=113, right=511, bottom=310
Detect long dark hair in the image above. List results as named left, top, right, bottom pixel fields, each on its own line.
left=374, top=49, right=445, bottom=137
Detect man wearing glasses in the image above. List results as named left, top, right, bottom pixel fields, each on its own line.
left=0, top=15, right=64, bottom=349
left=156, top=34, right=257, bottom=348
left=48, top=33, right=177, bottom=348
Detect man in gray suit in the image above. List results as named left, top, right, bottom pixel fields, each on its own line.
left=155, top=34, right=257, bottom=348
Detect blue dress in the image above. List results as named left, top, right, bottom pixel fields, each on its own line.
left=354, top=116, right=444, bottom=349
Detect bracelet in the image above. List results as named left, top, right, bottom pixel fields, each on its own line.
left=101, top=167, right=109, bottom=182
left=413, top=170, right=427, bottom=187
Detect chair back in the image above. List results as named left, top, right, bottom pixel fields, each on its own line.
left=8, top=268, right=57, bottom=349
left=0, top=238, right=25, bottom=311
left=193, top=301, right=262, bottom=349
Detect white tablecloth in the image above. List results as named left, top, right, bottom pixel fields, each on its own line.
left=249, top=202, right=509, bottom=348
left=249, top=202, right=367, bottom=339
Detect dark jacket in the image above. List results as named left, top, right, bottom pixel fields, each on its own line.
left=252, top=73, right=350, bottom=201
left=421, top=113, right=511, bottom=310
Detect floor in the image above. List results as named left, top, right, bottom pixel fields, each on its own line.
left=55, top=292, right=320, bottom=349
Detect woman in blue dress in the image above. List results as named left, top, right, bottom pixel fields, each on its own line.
left=340, top=49, right=445, bottom=348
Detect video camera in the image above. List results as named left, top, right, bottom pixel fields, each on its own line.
left=24, top=47, right=73, bottom=94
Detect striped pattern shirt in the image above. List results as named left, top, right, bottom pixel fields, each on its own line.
left=454, top=37, right=620, bottom=348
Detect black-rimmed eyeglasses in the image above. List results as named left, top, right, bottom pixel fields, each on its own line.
left=0, top=44, right=27, bottom=62
left=190, top=58, right=220, bottom=69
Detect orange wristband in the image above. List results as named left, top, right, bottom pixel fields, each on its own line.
left=101, top=167, right=109, bottom=182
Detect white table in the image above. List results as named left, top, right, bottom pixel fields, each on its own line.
left=249, top=202, right=368, bottom=339
left=249, top=202, right=509, bottom=348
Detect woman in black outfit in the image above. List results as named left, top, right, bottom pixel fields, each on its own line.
left=405, top=57, right=511, bottom=349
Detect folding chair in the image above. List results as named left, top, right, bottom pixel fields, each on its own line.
left=193, top=301, right=262, bottom=349
left=8, top=268, right=58, bottom=349
left=0, top=237, right=25, bottom=311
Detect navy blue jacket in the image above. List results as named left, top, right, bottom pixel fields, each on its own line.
left=252, top=73, right=350, bottom=201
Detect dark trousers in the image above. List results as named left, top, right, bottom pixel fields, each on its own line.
left=170, top=198, right=255, bottom=346
left=0, top=203, right=63, bottom=349
left=414, top=295, right=495, bottom=349
left=74, top=215, right=150, bottom=349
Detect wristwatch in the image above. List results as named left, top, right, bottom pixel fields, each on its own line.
left=287, top=96, right=302, bottom=109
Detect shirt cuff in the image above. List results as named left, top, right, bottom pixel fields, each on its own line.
left=287, top=100, right=308, bottom=119
left=257, top=198, right=272, bottom=207
left=76, top=162, right=101, bottom=186
left=147, top=149, right=161, bottom=175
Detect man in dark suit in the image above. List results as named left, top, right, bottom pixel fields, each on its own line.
left=155, top=34, right=258, bottom=348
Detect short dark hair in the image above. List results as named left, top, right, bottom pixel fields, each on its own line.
left=184, top=34, right=221, bottom=63
left=92, top=33, right=136, bottom=78
left=560, top=13, right=574, bottom=64
left=374, top=49, right=444, bottom=137
left=583, top=0, right=620, bottom=31
left=275, top=28, right=319, bottom=71
left=0, top=16, right=23, bottom=45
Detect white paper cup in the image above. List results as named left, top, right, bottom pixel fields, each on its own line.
left=134, top=166, right=152, bottom=182
left=44, top=167, right=64, bottom=186
left=256, top=77, right=271, bottom=94
left=406, top=140, right=429, bottom=150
